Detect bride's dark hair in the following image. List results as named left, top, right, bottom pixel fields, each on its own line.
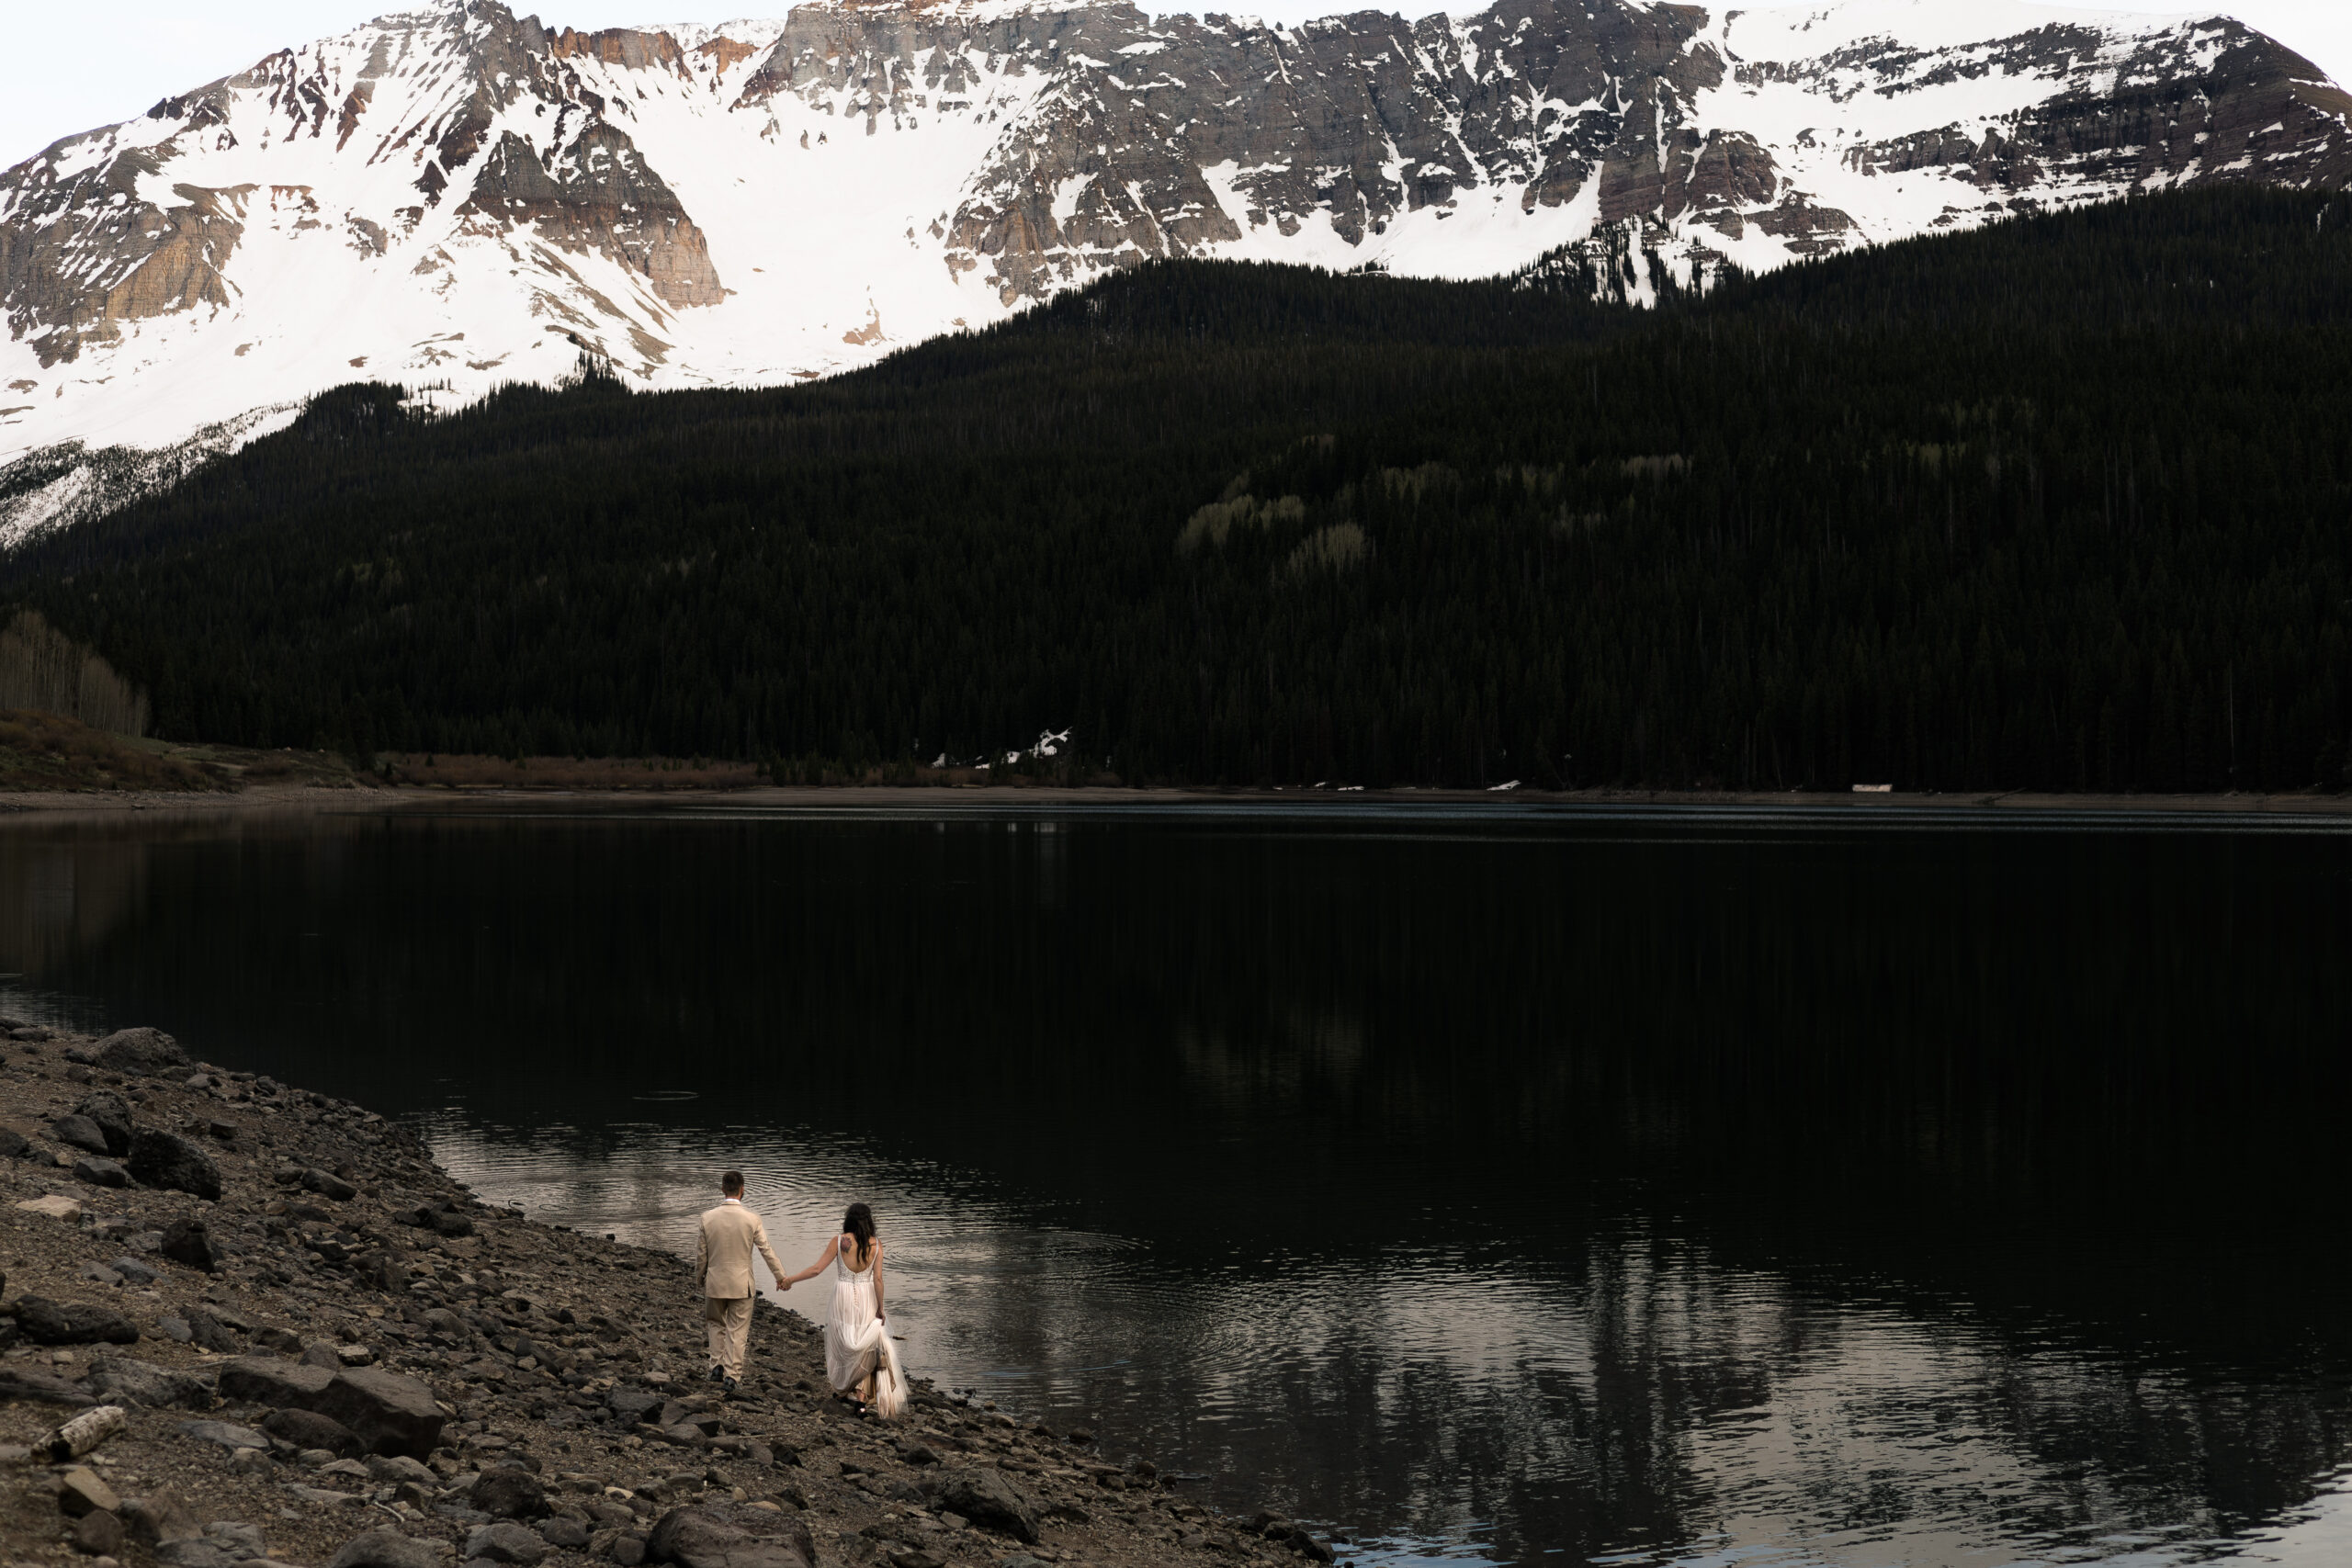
left=843, top=1202, right=876, bottom=1267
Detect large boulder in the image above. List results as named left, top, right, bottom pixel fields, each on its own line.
left=329, top=1532, right=441, bottom=1568
left=922, top=1469, right=1039, bottom=1542
left=14, top=1295, right=140, bottom=1346
left=127, top=1131, right=222, bottom=1200
left=159, top=1218, right=225, bottom=1273
left=312, top=1366, right=447, bottom=1460
left=645, top=1502, right=815, bottom=1568
left=86, top=1356, right=217, bottom=1410
left=75, top=1091, right=135, bottom=1156
left=95, top=1028, right=187, bottom=1077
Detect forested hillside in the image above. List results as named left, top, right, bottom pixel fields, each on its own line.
left=7, top=187, right=2352, bottom=791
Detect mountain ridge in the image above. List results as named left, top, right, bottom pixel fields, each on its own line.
left=5, top=186, right=2349, bottom=791
left=1, top=0, right=2348, bottom=490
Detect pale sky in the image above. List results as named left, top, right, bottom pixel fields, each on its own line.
left=4, top=1, right=2348, bottom=172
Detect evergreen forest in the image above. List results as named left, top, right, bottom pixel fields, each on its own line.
left=6, top=186, right=2352, bottom=792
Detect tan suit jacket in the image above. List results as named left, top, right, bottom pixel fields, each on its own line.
left=696, top=1201, right=786, bottom=1299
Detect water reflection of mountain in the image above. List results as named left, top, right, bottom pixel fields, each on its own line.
left=418, top=1111, right=2351, bottom=1568
left=3, top=808, right=2346, bottom=1564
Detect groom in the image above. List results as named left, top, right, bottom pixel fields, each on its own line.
left=695, top=1170, right=788, bottom=1397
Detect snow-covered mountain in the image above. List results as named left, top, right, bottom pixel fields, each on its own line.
left=2, top=0, right=2348, bottom=487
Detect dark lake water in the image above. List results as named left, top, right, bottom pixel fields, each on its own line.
left=2, top=799, right=2348, bottom=1567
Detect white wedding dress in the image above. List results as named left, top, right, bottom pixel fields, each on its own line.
left=826, top=1242, right=907, bottom=1420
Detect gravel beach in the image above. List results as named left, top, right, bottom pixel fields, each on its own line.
left=0, top=1026, right=1341, bottom=1568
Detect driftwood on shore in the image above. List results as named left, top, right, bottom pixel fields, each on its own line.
left=0, top=1024, right=1344, bottom=1568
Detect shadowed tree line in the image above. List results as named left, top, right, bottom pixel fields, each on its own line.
left=6, top=186, right=2352, bottom=790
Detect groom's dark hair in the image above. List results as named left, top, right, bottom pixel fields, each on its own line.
left=722, top=1171, right=744, bottom=1195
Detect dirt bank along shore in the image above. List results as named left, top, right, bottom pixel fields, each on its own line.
left=0, top=1027, right=1343, bottom=1568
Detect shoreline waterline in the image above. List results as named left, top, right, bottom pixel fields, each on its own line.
left=0, top=781, right=2349, bottom=825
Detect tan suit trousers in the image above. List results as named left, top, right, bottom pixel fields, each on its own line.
left=705, top=1295, right=754, bottom=1380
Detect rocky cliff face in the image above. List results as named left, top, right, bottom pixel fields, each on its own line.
left=1, top=0, right=2347, bottom=479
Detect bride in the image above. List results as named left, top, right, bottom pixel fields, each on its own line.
left=782, top=1201, right=907, bottom=1418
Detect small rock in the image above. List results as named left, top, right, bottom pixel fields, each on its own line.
left=471, top=1470, right=549, bottom=1520
left=313, top=1365, right=449, bottom=1459
left=158, top=1218, right=224, bottom=1272
left=328, top=1531, right=442, bottom=1568
left=158, top=1540, right=232, bottom=1568
left=75, top=1092, right=135, bottom=1156
left=229, top=1450, right=277, bottom=1479
left=16, top=1192, right=85, bottom=1221
left=302, top=1167, right=360, bottom=1201
left=127, top=1131, right=223, bottom=1201
left=93, top=1027, right=187, bottom=1077
left=263, top=1407, right=363, bottom=1458
left=74, top=1156, right=132, bottom=1188
left=365, top=1455, right=435, bottom=1485
left=123, top=1490, right=203, bottom=1547
left=207, top=1120, right=239, bottom=1142
left=608, top=1538, right=648, bottom=1567
left=302, top=1341, right=345, bottom=1370
left=59, top=1467, right=123, bottom=1517
left=0, top=1125, right=30, bottom=1159
left=108, top=1256, right=157, bottom=1286
left=16, top=1296, right=141, bottom=1346
left=923, top=1470, right=1039, bottom=1543
left=179, top=1420, right=272, bottom=1451
left=158, top=1316, right=195, bottom=1343
left=607, top=1387, right=665, bottom=1425
left=186, top=1309, right=243, bottom=1354
left=89, top=1356, right=215, bottom=1409
left=0, top=1364, right=99, bottom=1405
left=205, top=1522, right=268, bottom=1559
left=465, top=1521, right=550, bottom=1564
left=254, top=1326, right=304, bottom=1354
left=73, top=1509, right=126, bottom=1557
left=537, top=1518, right=592, bottom=1550
left=53, top=1115, right=114, bottom=1157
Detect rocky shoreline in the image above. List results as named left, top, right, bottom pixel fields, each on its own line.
left=0, top=1026, right=1345, bottom=1568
